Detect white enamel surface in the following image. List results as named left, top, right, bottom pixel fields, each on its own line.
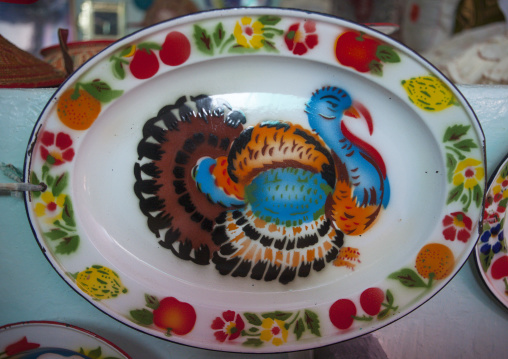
left=23, top=8, right=485, bottom=353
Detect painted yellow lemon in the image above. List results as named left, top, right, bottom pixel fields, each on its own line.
left=402, top=75, right=457, bottom=111
left=74, top=265, right=127, bottom=300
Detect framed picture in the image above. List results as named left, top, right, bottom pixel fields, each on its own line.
left=78, top=1, right=126, bottom=40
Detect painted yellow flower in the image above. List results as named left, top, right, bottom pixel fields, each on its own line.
left=491, top=173, right=508, bottom=198
left=233, top=17, right=265, bottom=49
left=34, top=191, right=66, bottom=223
left=259, top=318, right=288, bottom=346
left=453, top=158, right=484, bottom=189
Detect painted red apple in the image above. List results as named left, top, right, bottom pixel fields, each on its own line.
left=159, top=31, right=191, bottom=66
left=360, top=287, right=385, bottom=316
left=153, top=297, right=197, bottom=335
left=491, top=255, right=508, bottom=280
left=335, top=31, right=380, bottom=73
left=129, top=46, right=160, bottom=79
left=329, top=298, right=357, bottom=330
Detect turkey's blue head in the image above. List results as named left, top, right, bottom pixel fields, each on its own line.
left=305, top=86, right=353, bottom=134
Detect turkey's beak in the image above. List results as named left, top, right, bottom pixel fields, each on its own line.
left=344, top=101, right=374, bottom=135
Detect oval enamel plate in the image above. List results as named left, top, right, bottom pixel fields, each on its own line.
left=24, top=8, right=485, bottom=353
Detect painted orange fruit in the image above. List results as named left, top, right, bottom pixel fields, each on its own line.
left=57, top=88, right=101, bottom=130
left=415, top=243, right=455, bottom=280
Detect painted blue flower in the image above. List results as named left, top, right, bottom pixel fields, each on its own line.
left=480, top=223, right=504, bottom=255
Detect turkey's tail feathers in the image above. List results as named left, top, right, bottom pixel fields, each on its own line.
left=212, top=208, right=344, bottom=284
left=135, top=95, right=244, bottom=265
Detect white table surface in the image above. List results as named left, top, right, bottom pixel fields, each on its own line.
left=1, top=85, right=507, bottom=359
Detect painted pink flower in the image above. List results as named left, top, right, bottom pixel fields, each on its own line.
left=211, top=310, right=245, bottom=342
left=40, top=131, right=75, bottom=166
left=284, top=21, right=318, bottom=55
left=442, top=212, right=472, bottom=243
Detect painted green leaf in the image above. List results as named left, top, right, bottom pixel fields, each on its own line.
left=446, top=153, right=457, bottom=183
left=44, top=228, right=68, bottom=240
left=45, top=154, right=56, bottom=165
left=376, top=45, right=400, bottom=63
left=130, top=308, right=154, bottom=325
left=62, top=196, right=76, bottom=227
left=369, top=60, right=383, bottom=76
left=42, top=164, right=50, bottom=180
left=52, top=172, right=68, bottom=197
left=243, top=338, right=264, bottom=347
left=80, top=81, right=123, bottom=103
left=443, top=125, right=470, bottom=142
left=480, top=251, right=494, bottom=272
left=111, top=58, right=127, bottom=80
left=137, top=42, right=162, bottom=52
left=304, top=310, right=321, bottom=337
left=385, top=289, right=394, bottom=305
left=453, top=139, right=478, bottom=152
left=258, top=15, right=281, bottom=25
left=294, top=317, right=305, bottom=340
left=473, top=184, right=483, bottom=208
left=55, top=235, right=79, bottom=254
left=228, top=45, right=257, bottom=54
left=145, top=294, right=160, bottom=310
left=447, top=183, right=464, bottom=204
left=87, top=346, right=102, bottom=359
left=499, top=197, right=508, bottom=210
left=46, top=174, right=54, bottom=188
left=248, top=327, right=259, bottom=333
left=244, top=312, right=263, bottom=326
left=377, top=307, right=390, bottom=320
left=30, top=171, right=41, bottom=198
left=262, top=311, right=292, bottom=321
left=500, top=163, right=508, bottom=178
left=388, top=268, right=427, bottom=288
left=194, top=25, right=214, bottom=55
left=30, top=171, right=40, bottom=185
left=262, top=40, right=278, bottom=53
left=213, top=22, right=226, bottom=47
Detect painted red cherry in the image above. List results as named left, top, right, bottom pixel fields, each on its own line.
left=335, top=31, right=380, bottom=73
left=329, top=298, right=357, bottom=330
left=491, top=255, right=508, bottom=280
left=159, top=31, right=191, bottom=66
left=360, top=287, right=385, bottom=316
left=153, top=297, right=196, bottom=335
left=130, top=48, right=159, bottom=79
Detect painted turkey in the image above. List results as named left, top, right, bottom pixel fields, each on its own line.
left=135, top=86, right=389, bottom=284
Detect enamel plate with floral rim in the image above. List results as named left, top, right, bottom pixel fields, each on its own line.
left=475, top=154, right=508, bottom=309
left=0, top=321, right=130, bottom=358
left=24, top=8, right=485, bottom=353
